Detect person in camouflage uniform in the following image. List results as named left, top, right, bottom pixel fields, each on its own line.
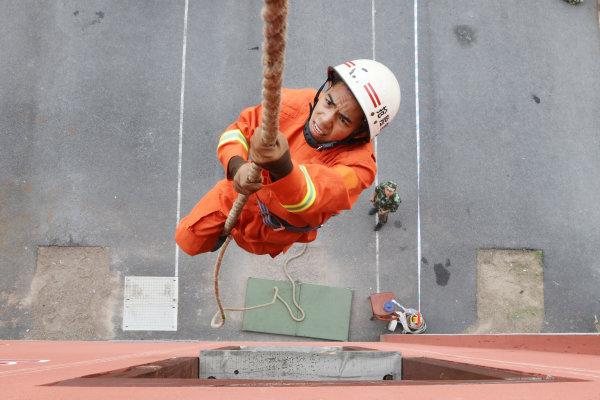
left=368, top=181, right=401, bottom=231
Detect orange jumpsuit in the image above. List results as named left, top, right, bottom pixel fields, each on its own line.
left=175, top=88, right=377, bottom=257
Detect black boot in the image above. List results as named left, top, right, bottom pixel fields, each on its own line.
left=211, top=235, right=227, bottom=252
left=368, top=207, right=378, bottom=215
left=374, top=222, right=383, bottom=231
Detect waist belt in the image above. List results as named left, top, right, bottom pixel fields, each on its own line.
left=257, top=199, right=322, bottom=233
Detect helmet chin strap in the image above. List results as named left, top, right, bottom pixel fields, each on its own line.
left=303, top=80, right=369, bottom=151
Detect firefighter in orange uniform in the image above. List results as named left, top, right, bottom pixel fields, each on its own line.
left=176, top=59, right=401, bottom=257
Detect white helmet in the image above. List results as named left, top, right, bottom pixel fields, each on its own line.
left=329, top=59, right=401, bottom=138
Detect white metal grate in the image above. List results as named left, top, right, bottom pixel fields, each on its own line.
left=122, top=276, right=178, bottom=331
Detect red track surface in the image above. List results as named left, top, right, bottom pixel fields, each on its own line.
left=1, top=335, right=599, bottom=399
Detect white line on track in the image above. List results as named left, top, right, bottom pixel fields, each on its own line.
left=175, top=0, right=189, bottom=277
left=0, top=346, right=202, bottom=378
left=372, top=0, right=380, bottom=294
left=414, top=0, right=422, bottom=310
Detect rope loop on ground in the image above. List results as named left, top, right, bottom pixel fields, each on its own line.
left=211, top=244, right=307, bottom=329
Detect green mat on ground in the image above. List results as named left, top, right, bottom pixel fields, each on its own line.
left=241, top=277, right=353, bottom=341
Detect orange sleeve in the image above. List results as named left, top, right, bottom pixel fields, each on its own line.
left=216, top=88, right=314, bottom=179
left=262, top=152, right=376, bottom=223
left=217, top=103, right=262, bottom=178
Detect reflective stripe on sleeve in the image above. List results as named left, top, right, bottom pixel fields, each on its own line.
left=217, top=129, right=249, bottom=151
left=281, top=165, right=316, bottom=213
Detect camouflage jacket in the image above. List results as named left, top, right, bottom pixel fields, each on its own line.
left=373, top=183, right=401, bottom=212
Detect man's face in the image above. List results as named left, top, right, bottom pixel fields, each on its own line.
left=308, top=82, right=365, bottom=143
left=384, top=187, right=395, bottom=198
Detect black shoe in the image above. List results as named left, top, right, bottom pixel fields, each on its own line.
left=368, top=207, right=378, bottom=215
left=374, top=222, right=383, bottom=231
left=211, top=235, right=227, bottom=252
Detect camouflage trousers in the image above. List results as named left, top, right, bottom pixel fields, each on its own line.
left=378, top=210, right=390, bottom=223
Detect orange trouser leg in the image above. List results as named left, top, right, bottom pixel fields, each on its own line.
left=175, top=186, right=227, bottom=256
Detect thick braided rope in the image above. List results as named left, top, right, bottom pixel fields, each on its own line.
left=210, top=244, right=307, bottom=328
left=212, top=0, right=288, bottom=328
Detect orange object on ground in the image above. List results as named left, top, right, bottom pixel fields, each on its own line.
left=176, top=88, right=376, bottom=257
left=368, top=292, right=397, bottom=322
